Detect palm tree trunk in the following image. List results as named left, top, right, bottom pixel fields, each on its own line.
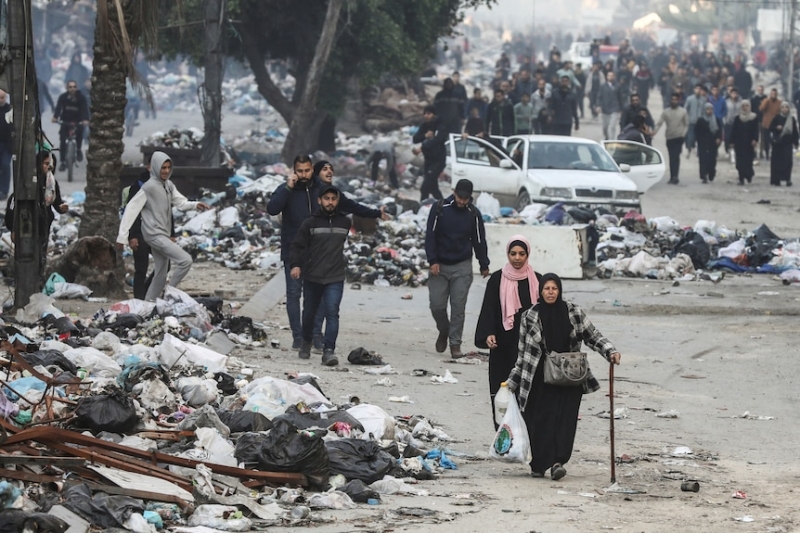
left=78, top=0, right=126, bottom=244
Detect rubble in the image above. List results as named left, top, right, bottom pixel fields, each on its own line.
left=0, top=288, right=463, bottom=531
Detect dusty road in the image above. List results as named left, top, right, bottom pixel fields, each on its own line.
left=48, top=91, right=800, bottom=532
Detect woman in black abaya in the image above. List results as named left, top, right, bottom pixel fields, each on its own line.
left=475, top=235, right=540, bottom=430
left=507, top=273, right=622, bottom=480
left=769, top=102, right=799, bottom=186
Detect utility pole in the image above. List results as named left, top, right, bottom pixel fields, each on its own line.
left=200, top=0, right=225, bottom=167
left=788, top=0, right=798, bottom=102
left=2, top=0, right=42, bottom=308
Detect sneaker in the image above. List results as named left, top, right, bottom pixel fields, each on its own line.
left=298, top=340, right=312, bottom=360
left=291, top=338, right=302, bottom=350
left=701, top=178, right=708, bottom=184
left=435, top=331, right=448, bottom=353
left=312, top=335, right=324, bottom=354
left=321, top=348, right=338, bottom=366
left=58, top=163, right=67, bottom=172
left=77, top=150, right=83, bottom=162
left=531, top=471, right=545, bottom=478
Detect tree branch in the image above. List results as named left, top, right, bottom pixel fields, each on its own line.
left=239, top=23, right=295, bottom=124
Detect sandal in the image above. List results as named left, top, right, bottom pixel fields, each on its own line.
left=551, top=464, right=567, bottom=481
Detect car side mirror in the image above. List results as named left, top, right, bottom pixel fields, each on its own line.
left=619, top=163, right=631, bottom=172
left=500, top=159, right=513, bottom=169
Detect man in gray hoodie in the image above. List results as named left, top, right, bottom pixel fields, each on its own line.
left=117, top=151, right=210, bottom=301
left=683, top=84, right=707, bottom=158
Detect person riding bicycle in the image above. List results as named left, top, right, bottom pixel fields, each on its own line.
left=52, top=79, right=89, bottom=171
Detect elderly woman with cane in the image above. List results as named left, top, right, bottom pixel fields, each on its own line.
left=506, top=273, right=621, bottom=480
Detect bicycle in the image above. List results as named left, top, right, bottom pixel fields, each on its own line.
left=60, top=121, right=79, bottom=183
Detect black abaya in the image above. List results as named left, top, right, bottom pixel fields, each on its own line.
left=523, top=273, right=583, bottom=474
left=730, top=116, right=759, bottom=183
left=475, top=270, right=533, bottom=429
left=769, top=114, right=799, bottom=185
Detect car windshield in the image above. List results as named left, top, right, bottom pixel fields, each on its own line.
left=527, top=141, right=619, bottom=172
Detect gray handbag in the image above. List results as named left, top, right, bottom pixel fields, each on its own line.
left=541, top=332, right=589, bottom=386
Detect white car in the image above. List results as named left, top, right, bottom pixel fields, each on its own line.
left=447, top=134, right=666, bottom=212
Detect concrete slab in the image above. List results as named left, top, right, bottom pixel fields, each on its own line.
left=482, top=223, right=587, bottom=278
left=236, top=271, right=286, bottom=321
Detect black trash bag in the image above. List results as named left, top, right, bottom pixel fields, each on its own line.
left=46, top=315, right=79, bottom=334
left=234, top=419, right=330, bottom=489
left=216, top=409, right=273, bottom=433
left=347, top=347, right=384, bottom=366
left=106, top=313, right=144, bottom=331
left=0, top=509, right=68, bottom=533
left=213, top=372, right=238, bottom=395
left=121, top=362, right=171, bottom=392
left=273, top=405, right=364, bottom=432
left=339, top=479, right=381, bottom=504
left=219, top=226, right=246, bottom=241
left=568, top=206, right=596, bottom=223
left=673, top=230, right=711, bottom=269
left=288, top=375, right=326, bottom=397
left=21, top=349, right=77, bottom=374
left=747, top=223, right=782, bottom=266
left=62, top=484, right=144, bottom=529
left=325, top=439, right=394, bottom=484
left=195, top=297, right=224, bottom=324
left=73, top=391, right=139, bottom=434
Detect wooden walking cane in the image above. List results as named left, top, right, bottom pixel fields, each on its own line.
left=609, top=362, right=616, bottom=484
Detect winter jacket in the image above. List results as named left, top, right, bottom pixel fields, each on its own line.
left=117, top=152, right=200, bottom=245
left=485, top=99, right=515, bottom=136
left=413, top=117, right=448, bottom=168
left=598, top=83, right=622, bottom=114
left=724, top=98, right=743, bottom=126
left=619, top=105, right=654, bottom=129
left=549, top=88, right=579, bottom=128
left=514, top=102, right=535, bottom=133
left=617, top=123, right=647, bottom=144
left=425, top=195, right=489, bottom=270
left=759, top=97, right=782, bottom=129
left=53, top=91, right=89, bottom=123
left=465, top=97, right=488, bottom=121
left=267, top=177, right=380, bottom=261
left=708, top=94, right=727, bottom=121
left=434, top=87, right=465, bottom=133
left=289, top=208, right=351, bottom=285
left=684, top=94, right=705, bottom=124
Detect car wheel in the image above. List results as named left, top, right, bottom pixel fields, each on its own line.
left=516, top=190, right=531, bottom=211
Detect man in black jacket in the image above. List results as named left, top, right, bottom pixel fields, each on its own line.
left=413, top=106, right=448, bottom=201
left=52, top=80, right=90, bottom=171
left=434, top=78, right=465, bottom=134
left=290, top=185, right=351, bottom=366
left=549, top=76, right=580, bottom=136
left=485, top=89, right=515, bottom=137
left=425, top=179, right=490, bottom=359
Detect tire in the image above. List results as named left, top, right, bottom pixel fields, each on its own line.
left=516, top=189, right=531, bottom=211
left=66, top=140, right=76, bottom=183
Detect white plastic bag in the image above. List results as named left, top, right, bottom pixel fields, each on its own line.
left=176, top=377, right=219, bottom=407
left=187, top=505, right=252, bottom=531
left=475, top=192, right=501, bottom=220
left=62, top=347, right=123, bottom=378
left=51, top=282, right=92, bottom=299
left=489, top=395, right=532, bottom=463
left=346, top=403, right=396, bottom=440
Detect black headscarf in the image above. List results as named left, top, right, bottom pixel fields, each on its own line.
left=313, top=160, right=332, bottom=177
left=536, top=273, right=572, bottom=352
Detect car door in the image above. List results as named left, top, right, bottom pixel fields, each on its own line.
left=448, top=134, right=522, bottom=196
left=602, top=140, right=666, bottom=192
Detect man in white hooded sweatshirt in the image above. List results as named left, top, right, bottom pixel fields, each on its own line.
left=116, top=151, right=210, bottom=301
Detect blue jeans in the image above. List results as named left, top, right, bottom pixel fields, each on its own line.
left=302, top=280, right=344, bottom=350
left=685, top=123, right=696, bottom=150
left=284, top=264, right=303, bottom=342
left=284, top=263, right=325, bottom=342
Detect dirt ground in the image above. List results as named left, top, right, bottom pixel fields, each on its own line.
left=49, top=85, right=800, bottom=532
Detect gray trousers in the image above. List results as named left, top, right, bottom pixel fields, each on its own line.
left=602, top=112, right=619, bottom=140
left=144, top=234, right=193, bottom=301
left=427, top=259, right=473, bottom=347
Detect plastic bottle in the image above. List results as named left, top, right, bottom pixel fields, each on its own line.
left=494, top=382, right=511, bottom=422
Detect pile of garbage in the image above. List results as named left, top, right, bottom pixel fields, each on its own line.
left=139, top=129, right=205, bottom=151
left=0, top=287, right=463, bottom=531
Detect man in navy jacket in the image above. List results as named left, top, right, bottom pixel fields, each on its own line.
left=425, top=179, right=490, bottom=358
